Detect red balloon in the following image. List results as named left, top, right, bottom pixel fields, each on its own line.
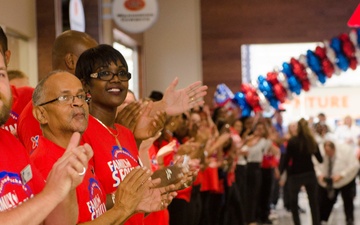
left=349, top=58, right=357, bottom=70
left=266, top=72, right=287, bottom=103
left=273, top=84, right=287, bottom=103
left=322, top=59, right=334, bottom=78
left=339, top=33, right=355, bottom=59
left=314, top=46, right=327, bottom=60
left=241, top=83, right=262, bottom=112
left=290, top=58, right=311, bottom=91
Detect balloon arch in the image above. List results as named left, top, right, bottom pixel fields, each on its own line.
left=214, top=28, right=360, bottom=118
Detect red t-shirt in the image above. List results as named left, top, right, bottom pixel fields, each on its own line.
left=31, top=137, right=107, bottom=223
left=17, top=102, right=42, bottom=154
left=82, top=115, right=144, bottom=225
left=2, top=85, right=33, bottom=136
left=0, top=129, right=45, bottom=211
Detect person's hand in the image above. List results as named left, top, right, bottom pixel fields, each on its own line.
left=112, top=167, right=152, bottom=216
left=151, top=165, right=184, bottom=187
left=317, top=174, right=324, bottom=183
left=136, top=179, right=177, bottom=212
left=176, top=139, right=199, bottom=156
left=115, top=101, right=142, bottom=132
left=133, top=101, right=166, bottom=140
left=332, top=174, right=343, bottom=183
left=174, top=165, right=199, bottom=190
left=44, top=132, right=93, bottom=201
left=158, top=77, right=208, bottom=116
left=139, top=131, right=162, bottom=154
left=156, top=140, right=177, bottom=164
left=273, top=167, right=280, bottom=180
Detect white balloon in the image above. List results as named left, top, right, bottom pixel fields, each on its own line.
left=349, top=30, right=359, bottom=48
left=323, top=40, right=337, bottom=64
left=256, top=90, right=270, bottom=112
left=277, top=71, right=289, bottom=89
left=355, top=49, right=360, bottom=65
left=298, top=54, right=309, bottom=67
left=306, top=68, right=318, bottom=87
left=323, top=40, right=341, bottom=75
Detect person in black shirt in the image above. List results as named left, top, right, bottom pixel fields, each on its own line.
left=281, top=118, right=323, bottom=225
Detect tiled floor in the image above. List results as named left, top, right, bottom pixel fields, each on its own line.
left=269, top=187, right=360, bottom=225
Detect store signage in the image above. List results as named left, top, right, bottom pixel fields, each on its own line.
left=112, top=0, right=159, bottom=33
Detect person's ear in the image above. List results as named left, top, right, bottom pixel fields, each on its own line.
left=33, top=106, right=48, bottom=125
left=4, top=50, right=11, bottom=66
left=65, top=53, right=76, bottom=71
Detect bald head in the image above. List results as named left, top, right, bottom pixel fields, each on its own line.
left=52, top=30, right=98, bottom=74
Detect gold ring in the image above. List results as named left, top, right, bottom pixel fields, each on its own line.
left=190, top=97, right=194, bottom=102
left=161, top=201, right=165, bottom=208
left=78, top=167, right=86, bottom=176
left=183, top=183, right=189, bottom=188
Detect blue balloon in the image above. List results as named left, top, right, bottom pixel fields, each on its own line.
left=268, top=98, right=279, bottom=110
left=330, top=37, right=342, bottom=53
left=282, top=62, right=302, bottom=95
left=232, top=92, right=252, bottom=117
left=306, top=50, right=327, bottom=84
left=257, top=75, right=274, bottom=99
left=336, top=53, right=349, bottom=72
left=257, top=75, right=279, bottom=109
left=316, top=72, right=327, bottom=84
left=357, top=29, right=360, bottom=46
left=330, top=37, right=349, bottom=72
left=306, top=50, right=322, bottom=73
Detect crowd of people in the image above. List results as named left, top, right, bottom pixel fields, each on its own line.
left=1, top=25, right=360, bottom=225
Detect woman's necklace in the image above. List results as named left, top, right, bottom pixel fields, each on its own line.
left=93, top=117, right=139, bottom=163
left=93, top=117, right=123, bottom=151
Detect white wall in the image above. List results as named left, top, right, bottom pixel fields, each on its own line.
left=0, top=0, right=38, bottom=87
left=143, top=0, right=202, bottom=96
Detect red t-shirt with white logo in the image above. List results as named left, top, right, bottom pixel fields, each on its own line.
left=31, top=137, right=107, bottom=223
left=0, top=129, right=45, bottom=211
left=82, top=115, right=144, bottom=225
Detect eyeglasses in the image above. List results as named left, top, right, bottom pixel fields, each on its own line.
left=38, top=94, right=87, bottom=106
left=90, top=70, right=131, bottom=81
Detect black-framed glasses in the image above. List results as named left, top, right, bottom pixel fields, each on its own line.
left=90, top=70, right=131, bottom=81
left=38, top=94, right=86, bottom=106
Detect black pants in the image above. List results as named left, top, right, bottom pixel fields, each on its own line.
left=257, top=167, right=274, bottom=222
left=168, top=198, right=190, bottom=225
left=235, top=164, right=247, bottom=225
left=189, top=185, right=202, bottom=225
left=245, top=162, right=262, bottom=224
left=318, top=179, right=356, bottom=223
left=287, top=171, right=320, bottom=225
left=199, top=191, right=223, bottom=225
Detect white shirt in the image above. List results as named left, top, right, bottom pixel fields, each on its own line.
left=333, top=124, right=360, bottom=152
left=245, top=138, right=272, bottom=163
left=314, top=143, right=359, bottom=189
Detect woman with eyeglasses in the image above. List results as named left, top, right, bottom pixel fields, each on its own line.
left=75, top=44, right=176, bottom=225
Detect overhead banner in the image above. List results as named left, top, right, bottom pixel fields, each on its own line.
left=112, top=0, right=159, bottom=33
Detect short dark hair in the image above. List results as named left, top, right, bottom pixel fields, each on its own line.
left=75, top=44, right=128, bottom=85
left=324, top=140, right=335, bottom=150
left=7, top=70, right=28, bottom=81
left=318, top=112, right=325, bottom=117
left=0, top=26, right=8, bottom=55
left=148, top=90, right=163, bottom=101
